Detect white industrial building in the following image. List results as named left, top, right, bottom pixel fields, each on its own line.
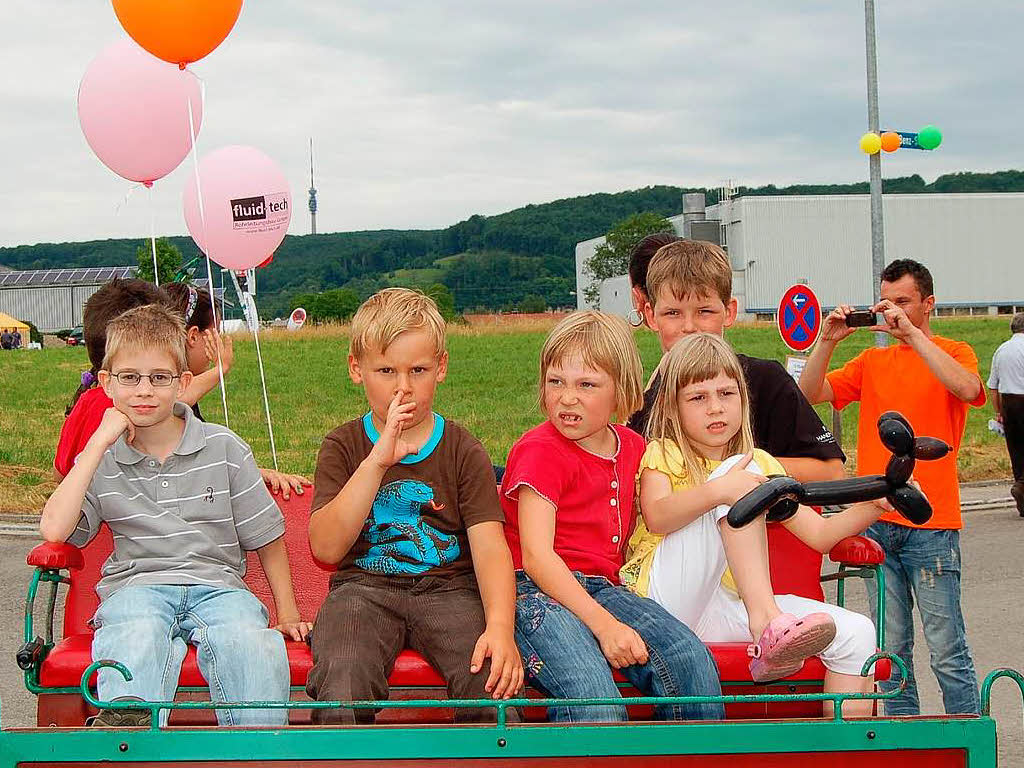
left=577, top=192, right=1024, bottom=320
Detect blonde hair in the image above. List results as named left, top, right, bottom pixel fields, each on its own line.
left=646, top=240, right=732, bottom=307
left=101, top=304, right=188, bottom=373
left=539, top=311, right=643, bottom=419
left=647, top=333, right=754, bottom=484
left=349, top=288, right=446, bottom=359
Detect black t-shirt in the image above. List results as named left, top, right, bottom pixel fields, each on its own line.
left=627, top=353, right=845, bottom=463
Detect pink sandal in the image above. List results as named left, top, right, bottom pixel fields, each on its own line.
left=747, top=612, right=837, bottom=683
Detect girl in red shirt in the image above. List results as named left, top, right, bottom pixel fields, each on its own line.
left=500, top=311, right=723, bottom=723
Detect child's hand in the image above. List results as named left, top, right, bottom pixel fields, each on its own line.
left=712, top=453, right=767, bottom=506
left=260, top=468, right=311, bottom=500
left=368, top=393, right=417, bottom=469
left=203, top=328, right=234, bottom=373
left=273, top=617, right=314, bottom=642
left=93, top=407, right=134, bottom=448
left=595, top=618, right=648, bottom=669
left=470, top=625, right=525, bottom=699
left=874, top=479, right=926, bottom=513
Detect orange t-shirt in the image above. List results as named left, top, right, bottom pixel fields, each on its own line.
left=826, top=336, right=985, bottom=530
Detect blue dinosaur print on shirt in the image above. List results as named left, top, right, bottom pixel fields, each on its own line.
left=356, top=480, right=460, bottom=575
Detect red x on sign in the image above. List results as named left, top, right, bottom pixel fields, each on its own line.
left=777, top=284, right=821, bottom=352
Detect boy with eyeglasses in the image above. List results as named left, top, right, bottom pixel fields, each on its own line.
left=41, top=304, right=308, bottom=728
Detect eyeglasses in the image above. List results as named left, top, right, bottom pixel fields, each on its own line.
left=111, top=371, right=179, bottom=388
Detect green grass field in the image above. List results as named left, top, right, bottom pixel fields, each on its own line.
left=0, top=317, right=1014, bottom=513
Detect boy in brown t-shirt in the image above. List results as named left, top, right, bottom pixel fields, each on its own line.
left=306, top=288, right=523, bottom=724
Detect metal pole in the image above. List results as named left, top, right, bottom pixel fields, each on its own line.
left=864, top=0, right=887, bottom=348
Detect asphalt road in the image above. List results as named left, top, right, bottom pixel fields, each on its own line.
left=0, top=506, right=1021, bottom=763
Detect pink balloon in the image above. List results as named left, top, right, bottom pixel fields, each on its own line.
left=183, top=146, right=292, bottom=271
left=78, top=40, right=202, bottom=184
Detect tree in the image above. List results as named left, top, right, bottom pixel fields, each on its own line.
left=136, top=238, right=183, bottom=285
left=424, top=283, right=458, bottom=321
left=297, top=288, right=361, bottom=322
left=583, top=212, right=674, bottom=306
left=519, top=294, right=546, bottom=313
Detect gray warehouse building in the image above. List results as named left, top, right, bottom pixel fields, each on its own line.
left=0, top=266, right=138, bottom=333
left=577, top=192, right=1024, bottom=320
left=0, top=266, right=228, bottom=333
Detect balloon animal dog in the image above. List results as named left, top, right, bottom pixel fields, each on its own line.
left=727, top=411, right=951, bottom=529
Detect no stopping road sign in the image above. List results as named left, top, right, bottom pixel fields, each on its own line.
left=778, top=284, right=821, bottom=352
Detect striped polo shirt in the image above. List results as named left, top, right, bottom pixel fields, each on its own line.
left=68, top=402, right=284, bottom=601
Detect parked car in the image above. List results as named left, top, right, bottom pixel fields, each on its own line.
left=65, top=326, right=84, bottom=346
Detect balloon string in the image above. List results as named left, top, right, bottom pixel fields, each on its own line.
left=147, top=185, right=159, bottom=286
left=185, top=71, right=230, bottom=429
left=249, top=295, right=279, bottom=472
left=114, top=182, right=146, bottom=215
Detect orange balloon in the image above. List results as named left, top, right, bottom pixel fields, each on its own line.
left=112, top=0, right=243, bottom=67
left=880, top=131, right=901, bottom=153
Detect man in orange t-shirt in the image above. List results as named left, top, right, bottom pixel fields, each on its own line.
left=799, top=259, right=984, bottom=716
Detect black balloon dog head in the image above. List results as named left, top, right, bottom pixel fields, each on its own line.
left=726, top=411, right=951, bottom=529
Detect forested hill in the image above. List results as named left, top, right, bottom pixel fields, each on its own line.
left=3, top=170, right=1022, bottom=316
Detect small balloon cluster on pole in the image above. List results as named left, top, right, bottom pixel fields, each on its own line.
left=860, top=125, right=942, bottom=154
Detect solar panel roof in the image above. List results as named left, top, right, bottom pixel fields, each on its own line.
left=0, top=266, right=136, bottom=287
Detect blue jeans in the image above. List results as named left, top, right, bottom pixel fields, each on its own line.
left=92, top=585, right=289, bottom=726
left=864, top=523, right=979, bottom=715
left=514, top=572, right=723, bottom=723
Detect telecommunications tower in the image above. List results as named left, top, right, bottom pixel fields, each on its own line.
left=308, top=137, right=318, bottom=235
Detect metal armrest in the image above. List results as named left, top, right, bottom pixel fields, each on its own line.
left=20, top=544, right=81, bottom=690
left=821, top=535, right=886, bottom=649
left=27, top=542, right=85, bottom=570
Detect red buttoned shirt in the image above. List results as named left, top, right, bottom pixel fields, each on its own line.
left=501, top=421, right=645, bottom=584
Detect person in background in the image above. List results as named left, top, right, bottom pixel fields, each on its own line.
left=163, top=283, right=310, bottom=500
left=987, top=312, right=1024, bottom=516
left=55, top=279, right=309, bottom=498
left=798, top=258, right=985, bottom=716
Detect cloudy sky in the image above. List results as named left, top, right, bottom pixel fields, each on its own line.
left=1, top=1, right=1021, bottom=249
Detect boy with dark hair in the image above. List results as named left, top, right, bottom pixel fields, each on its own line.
left=799, top=257, right=985, bottom=715
left=627, top=232, right=680, bottom=328
left=627, top=239, right=845, bottom=482
left=40, top=304, right=308, bottom=728
left=307, top=288, right=522, bottom=724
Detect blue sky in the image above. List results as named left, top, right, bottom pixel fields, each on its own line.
left=1, top=1, right=1020, bottom=248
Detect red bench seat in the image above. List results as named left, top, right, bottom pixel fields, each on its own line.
left=27, top=491, right=887, bottom=726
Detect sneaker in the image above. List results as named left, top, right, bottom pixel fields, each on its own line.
left=1011, top=482, right=1024, bottom=517
left=88, top=701, right=151, bottom=728
left=748, top=612, right=837, bottom=684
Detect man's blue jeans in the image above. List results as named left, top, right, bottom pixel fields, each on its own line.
left=514, top=572, right=724, bottom=723
left=864, top=523, right=979, bottom=715
left=92, top=585, right=289, bottom=726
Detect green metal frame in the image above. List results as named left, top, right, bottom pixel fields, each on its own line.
left=0, top=656, right=1010, bottom=767
left=22, top=567, right=69, bottom=693
left=74, top=653, right=906, bottom=729
left=0, top=714, right=998, bottom=766
left=821, top=562, right=885, bottom=647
